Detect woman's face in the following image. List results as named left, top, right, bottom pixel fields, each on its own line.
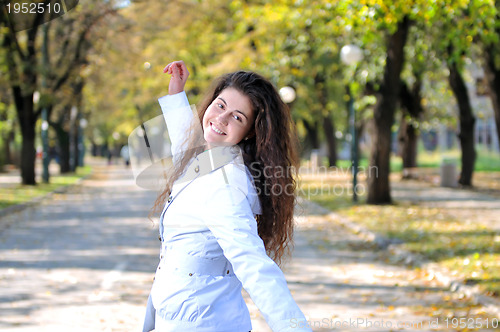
left=202, top=87, right=255, bottom=146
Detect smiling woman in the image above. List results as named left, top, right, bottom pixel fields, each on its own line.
left=144, top=60, right=311, bottom=332
left=202, top=88, right=255, bottom=146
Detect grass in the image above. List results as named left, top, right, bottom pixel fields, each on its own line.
left=391, top=148, right=500, bottom=172
left=332, top=148, right=500, bottom=173
left=0, top=166, right=92, bottom=210
left=298, top=168, right=500, bottom=297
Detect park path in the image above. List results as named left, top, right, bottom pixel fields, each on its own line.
left=0, top=161, right=498, bottom=331
left=391, top=179, right=500, bottom=231
left=0, top=161, right=159, bottom=331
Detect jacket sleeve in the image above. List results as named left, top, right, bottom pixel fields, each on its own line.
left=158, top=91, right=194, bottom=162
left=202, top=164, right=312, bottom=332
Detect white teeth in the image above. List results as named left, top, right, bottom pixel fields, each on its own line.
left=211, top=123, right=225, bottom=135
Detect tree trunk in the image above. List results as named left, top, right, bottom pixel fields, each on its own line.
left=367, top=17, right=410, bottom=204
left=398, top=115, right=418, bottom=178
left=448, top=61, right=476, bottom=186
left=302, top=120, right=320, bottom=150
left=13, top=89, right=37, bottom=185
left=2, top=130, right=14, bottom=166
left=0, top=120, right=14, bottom=168
left=3, top=17, right=42, bottom=185
left=398, top=79, right=423, bottom=179
left=71, top=118, right=79, bottom=172
left=483, top=45, right=500, bottom=148
left=322, top=114, right=337, bottom=167
left=53, top=122, right=71, bottom=174
left=315, top=72, right=337, bottom=166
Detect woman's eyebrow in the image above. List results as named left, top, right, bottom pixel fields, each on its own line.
left=235, top=110, right=248, bottom=120
left=217, top=97, right=227, bottom=106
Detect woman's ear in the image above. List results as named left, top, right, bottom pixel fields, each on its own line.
left=244, top=129, right=256, bottom=140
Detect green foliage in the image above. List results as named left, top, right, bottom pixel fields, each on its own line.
left=5, top=0, right=492, bottom=180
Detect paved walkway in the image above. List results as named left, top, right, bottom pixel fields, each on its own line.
left=0, top=163, right=498, bottom=331
left=391, top=179, right=500, bottom=231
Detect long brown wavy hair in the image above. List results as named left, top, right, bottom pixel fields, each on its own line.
left=151, top=71, right=299, bottom=265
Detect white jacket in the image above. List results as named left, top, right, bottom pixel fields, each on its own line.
left=143, top=92, right=311, bottom=332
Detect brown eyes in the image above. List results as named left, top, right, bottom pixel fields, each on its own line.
left=215, top=103, right=243, bottom=122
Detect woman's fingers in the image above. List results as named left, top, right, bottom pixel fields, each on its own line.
left=163, top=62, right=176, bottom=74
left=163, top=61, right=189, bottom=81
left=164, top=60, right=189, bottom=95
left=172, top=63, right=180, bottom=77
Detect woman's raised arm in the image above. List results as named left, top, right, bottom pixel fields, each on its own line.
left=158, top=61, right=193, bottom=161
left=163, top=60, right=190, bottom=95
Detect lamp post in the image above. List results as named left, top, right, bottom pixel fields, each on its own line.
left=69, top=106, right=78, bottom=171
left=279, top=86, right=296, bottom=104
left=34, top=91, right=50, bottom=183
left=78, top=118, right=87, bottom=167
left=340, top=45, right=363, bottom=202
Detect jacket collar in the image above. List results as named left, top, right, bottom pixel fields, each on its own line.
left=176, top=145, right=243, bottom=185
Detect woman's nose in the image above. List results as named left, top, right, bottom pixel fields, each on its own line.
left=216, top=111, right=229, bottom=125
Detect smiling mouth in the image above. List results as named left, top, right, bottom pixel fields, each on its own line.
left=210, top=122, right=226, bottom=135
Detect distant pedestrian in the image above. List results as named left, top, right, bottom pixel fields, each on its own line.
left=107, top=147, right=113, bottom=165
left=120, top=145, right=130, bottom=167
left=143, top=60, right=311, bottom=331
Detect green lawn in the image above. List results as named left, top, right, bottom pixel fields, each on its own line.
left=0, top=166, right=92, bottom=210
left=333, top=148, right=500, bottom=172
left=392, top=149, right=500, bottom=172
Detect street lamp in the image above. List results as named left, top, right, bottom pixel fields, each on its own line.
left=78, top=118, right=87, bottom=167
left=34, top=91, right=50, bottom=183
left=340, top=45, right=363, bottom=66
left=340, top=44, right=363, bottom=202
left=279, top=86, right=296, bottom=104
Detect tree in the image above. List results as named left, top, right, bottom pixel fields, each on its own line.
left=235, top=1, right=347, bottom=165
left=478, top=1, right=500, bottom=150
left=448, top=58, right=476, bottom=186
left=396, top=19, right=436, bottom=179
left=40, top=2, right=117, bottom=174
left=398, top=75, right=423, bottom=178
left=0, top=0, right=116, bottom=184
left=1, top=9, right=44, bottom=184
left=483, top=43, right=500, bottom=149
left=430, top=1, right=484, bottom=186
left=366, top=16, right=410, bottom=204
left=0, top=46, right=17, bottom=169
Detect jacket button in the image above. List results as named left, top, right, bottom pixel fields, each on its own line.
left=189, top=273, right=193, bottom=276
left=167, top=196, right=172, bottom=203
left=194, top=166, right=199, bottom=173
left=226, top=270, right=230, bottom=274
left=158, top=236, right=161, bottom=241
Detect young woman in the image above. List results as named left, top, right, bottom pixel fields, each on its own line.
left=143, top=60, right=311, bottom=332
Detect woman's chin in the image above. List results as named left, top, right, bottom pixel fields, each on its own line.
left=204, top=134, right=228, bottom=145
left=205, top=140, right=236, bottom=149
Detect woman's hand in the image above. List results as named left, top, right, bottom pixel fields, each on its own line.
left=163, top=60, right=190, bottom=95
